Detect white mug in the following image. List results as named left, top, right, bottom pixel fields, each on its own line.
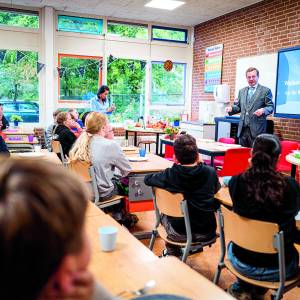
left=98, top=226, right=118, bottom=252
left=34, top=145, right=41, bottom=152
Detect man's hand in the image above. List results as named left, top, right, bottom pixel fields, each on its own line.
left=225, top=106, right=232, bottom=113
left=253, top=108, right=264, bottom=116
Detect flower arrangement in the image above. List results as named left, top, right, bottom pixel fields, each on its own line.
left=10, top=115, right=23, bottom=122
left=164, top=126, right=179, bottom=140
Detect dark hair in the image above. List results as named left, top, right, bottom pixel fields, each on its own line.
left=242, top=134, right=286, bottom=206
left=0, top=159, right=88, bottom=300
left=246, top=67, right=259, bottom=77
left=81, top=111, right=91, bottom=126
left=53, top=108, right=62, bottom=118
left=56, top=111, right=68, bottom=125
left=174, top=134, right=198, bottom=165
left=97, top=85, right=110, bottom=98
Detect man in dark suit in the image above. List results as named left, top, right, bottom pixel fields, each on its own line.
left=225, top=67, right=274, bottom=147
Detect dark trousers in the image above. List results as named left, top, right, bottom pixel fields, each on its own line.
left=239, top=126, right=255, bottom=148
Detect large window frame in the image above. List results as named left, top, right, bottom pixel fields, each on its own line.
left=58, top=53, right=102, bottom=103
left=107, top=20, right=148, bottom=40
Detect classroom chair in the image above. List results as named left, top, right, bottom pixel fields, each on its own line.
left=276, top=140, right=299, bottom=178
left=51, top=140, right=68, bottom=167
left=138, top=140, right=156, bottom=152
left=203, top=137, right=235, bottom=167
left=164, top=144, right=174, bottom=161
left=33, top=127, right=46, bottom=149
left=217, top=147, right=251, bottom=177
left=214, top=205, right=300, bottom=300
left=149, top=187, right=217, bottom=263
left=68, top=160, right=123, bottom=209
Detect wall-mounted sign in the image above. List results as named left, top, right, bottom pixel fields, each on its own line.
left=204, top=44, right=223, bottom=93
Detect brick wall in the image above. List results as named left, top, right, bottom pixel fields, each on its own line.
left=192, top=0, right=300, bottom=141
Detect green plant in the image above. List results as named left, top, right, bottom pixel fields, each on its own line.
left=10, top=114, right=23, bottom=122
left=172, top=116, right=180, bottom=121
left=164, top=126, right=179, bottom=135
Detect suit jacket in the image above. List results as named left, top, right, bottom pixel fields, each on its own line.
left=229, top=84, right=274, bottom=137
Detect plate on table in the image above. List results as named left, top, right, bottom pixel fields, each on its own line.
left=122, top=146, right=138, bottom=151
left=133, top=294, right=191, bottom=300
left=128, top=156, right=148, bottom=162
left=18, top=152, right=45, bottom=158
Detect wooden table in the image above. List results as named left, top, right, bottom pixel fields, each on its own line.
left=12, top=149, right=62, bottom=164
left=125, top=127, right=165, bottom=155
left=3, top=128, right=34, bottom=136
left=286, top=154, right=300, bottom=179
left=128, top=153, right=173, bottom=173
left=86, top=213, right=233, bottom=299
left=86, top=201, right=105, bottom=217
left=160, top=138, right=242, bottom=165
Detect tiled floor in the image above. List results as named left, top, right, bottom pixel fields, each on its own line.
left=130, top=211, right=300, bottom=300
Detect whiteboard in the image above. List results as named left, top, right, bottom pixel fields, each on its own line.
left=235, top=53, right=278, bottom=99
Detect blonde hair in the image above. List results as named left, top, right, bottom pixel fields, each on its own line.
left=69, top=112, right=107, bottom=163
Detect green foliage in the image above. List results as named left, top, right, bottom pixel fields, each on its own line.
left=0, top=50, right=38, bottom=102
left=151, top=62, right=185, bottom=104
left=107, top=58, right=146, bottom=122
left=10, top=114, right=23, bottom=122
left=0, top=11, right=39, bottom=28
left=58, top=15, right=103, bottom=34
left=59, top=57, right=100, bottom=100
left=108, top=22, right=147, bottom=39
left=152, top=27, right=186, bottom=42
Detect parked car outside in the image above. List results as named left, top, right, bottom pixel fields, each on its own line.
left=0, top=101, right=39, bottom=123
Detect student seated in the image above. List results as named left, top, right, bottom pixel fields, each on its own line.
left=144, top=134, right=221, bottom=256
left=0, top=103, right=9, bottom=130
left=52, top=111, right=77, bottom=158
left=227, top=134, right=300, bottom=300
left=0, top=158, right=115, bottom=300
left=68, top=108, right=84, bottom=128
left=70, top=112, right=137, bottom=227
left=0, top=135, right=9, bottom=156
left=45, top=108, right=62, bottom=150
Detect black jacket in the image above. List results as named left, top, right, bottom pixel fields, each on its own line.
left=229, top=174, right=300, bottom=268
left=0, top=115, right=9, bottom=130
left=53, top=125, right=76, bottom=157
left=0, top=136, right=10, bottom=156
left=144, top=163, right=220, bottom=235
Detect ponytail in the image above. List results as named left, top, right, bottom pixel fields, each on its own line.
left=69, top=131, right=92, bottom=163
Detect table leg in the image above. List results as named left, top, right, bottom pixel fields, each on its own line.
left=125, top=130, right=128, bottom=141
left=291, top=164, right=296, bottom=178
left=134, top=132, right=137, bottom=146
left=156, top=133, right=159, bottom=155
left=160, top=139, right=163, bottom=157
left=210, top=156, right=214, bottom=166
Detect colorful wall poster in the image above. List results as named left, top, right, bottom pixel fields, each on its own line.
left=204, top=44, right=223, bottom=93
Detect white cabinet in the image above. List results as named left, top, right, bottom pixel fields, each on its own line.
left=180, top=121, right=215, bottom=140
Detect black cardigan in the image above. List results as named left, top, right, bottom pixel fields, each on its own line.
left=229, top=174, right=300, bottom=268
left=53, top=125, right=76, bottom=157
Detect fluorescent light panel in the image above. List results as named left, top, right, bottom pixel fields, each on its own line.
left=145, top=0, right=185, bottom=11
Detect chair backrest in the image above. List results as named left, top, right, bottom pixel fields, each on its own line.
left=219, top=147, right=251, bottom=177
left=153, top=187, right=184, bottom=217
left=219, top=137, right=235, bottom=144
left=221, top=205, right=279, bottom=253
left=164, top=144, right=174, bottom=160
left=51, top=140, right=62, bottom=154
left=277, top=140, right=299, bottom=168
left=33, top=127, right=46, bottom=148
left=68, top=160, right=91, bottom=182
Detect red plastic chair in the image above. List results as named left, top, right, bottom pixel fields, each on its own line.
left=164, top=144, right=174, bottom=161
left=204, top=137, right=236, bottom=167
left=217, top=147, right=251, bottom=177
left=276, top=140, right=299, bottom=178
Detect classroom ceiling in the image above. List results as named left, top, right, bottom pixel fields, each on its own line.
left=0, top=0, right=262, bottom=26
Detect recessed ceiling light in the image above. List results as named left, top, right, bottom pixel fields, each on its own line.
left=145, top=0, right=185, bottom=11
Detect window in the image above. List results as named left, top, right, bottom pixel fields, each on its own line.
left=58, top=54, right=102, bottom=102
left=107, top=21, right=148, bottom=39
left=107, top=58, right=146, bottom=123
left=0, top=8, right=39, bottom=28
left=152, top=26, right=187, bottom=43
left=57, top=15, right=103, bottom=35
left=150, top=61, right=186, bottom=120
left=0, top=49, right=39, bottom=123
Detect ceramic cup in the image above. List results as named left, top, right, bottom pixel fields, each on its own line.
left=98, top=226, right=118, bottom=252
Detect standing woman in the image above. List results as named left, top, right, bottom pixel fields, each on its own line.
left=227, top=134, right=300, bottom=300
left=69, top=112, right=133, bottom=223
left=90, top=85, right=115, bottom=114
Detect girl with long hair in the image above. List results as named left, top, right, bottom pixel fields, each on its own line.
left=227, top=134, right=300, bottom=300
